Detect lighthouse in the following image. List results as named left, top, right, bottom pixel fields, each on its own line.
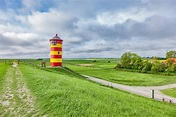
left=50, top=34, right=63, bottom=67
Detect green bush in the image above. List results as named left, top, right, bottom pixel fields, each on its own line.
left=116, top=52, right=176, bottom=74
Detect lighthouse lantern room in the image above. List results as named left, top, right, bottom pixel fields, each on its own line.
left=50, top=34, right=63, bottom=67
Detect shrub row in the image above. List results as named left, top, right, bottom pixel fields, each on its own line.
left=116, top=52, right=176, bottom=74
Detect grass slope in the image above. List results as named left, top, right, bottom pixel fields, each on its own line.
left=161, top=88, right=176, bottom=98
left=65, top=64, right=176, bottom=86
left=20, top=64, right=176, bottom=117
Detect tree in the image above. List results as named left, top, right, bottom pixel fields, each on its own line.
left=167, top=64, right=176, bottom=73
left=141, top=60, right=152, bottom=72
left=159, top=62, right=167, bottom=72
left=166, top=58, right=176, bottom=66
left=115, top=62, right=122, bottom=69
left=151, top=61, right=160, bottom=73
left=166, top=50, right=176, bottom=59
left=151, top=61, right=167, bottom=73
left=120, top=52, right=142, bottom=69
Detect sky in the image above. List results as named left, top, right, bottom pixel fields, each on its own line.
left=0, top=0, right=175, bottom=59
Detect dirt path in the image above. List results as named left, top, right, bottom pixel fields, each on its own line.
left=83, top=75, right=176, bottom=104
left=0, top=63, right=39, bottom=116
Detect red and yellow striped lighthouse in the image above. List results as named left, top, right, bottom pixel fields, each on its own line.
left=50, top=34, right=63, bottom=67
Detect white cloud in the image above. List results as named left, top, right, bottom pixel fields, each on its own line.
left=96, top=7, right=155, bottom=27
left=27, top=9, right=75, bottom=35
left=0, top=0, right=176, bottom=58
left=2, top=32, right=37, bottom=41
left=22, top=0, right=40, bottom=8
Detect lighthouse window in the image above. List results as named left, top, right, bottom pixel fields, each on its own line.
left=58, top=52, right=60, bottom=54
left=52, top=41, right=57, bottom=45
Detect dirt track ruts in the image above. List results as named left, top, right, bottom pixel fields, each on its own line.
left=0, top=63, right=39, bottom=117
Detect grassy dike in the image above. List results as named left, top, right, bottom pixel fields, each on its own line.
left=19, top=64, right=176, bottom=116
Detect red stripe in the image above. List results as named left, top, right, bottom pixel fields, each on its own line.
left=56, top=41, right=62, bottom=44
left=50, top=47, right=62, bottom=51
left=50, top=62, right=62, bottom=66
left=50, top=55, right=62, bottom=58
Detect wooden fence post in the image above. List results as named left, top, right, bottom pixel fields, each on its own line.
left=151, top=90, right=154, bottom=99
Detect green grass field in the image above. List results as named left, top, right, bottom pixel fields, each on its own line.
left=63, top=59, right=176, bottom=86
left=18, top=58, right=176, bottom=86
left=63, top=58, right=119, bottom=69
left=0, top=64, right=9, bottom=93
left=161, top=88, right=176, bottom=98
left=0, top=60, right=176, bottom=116
left=20, top=64, right=176, bottom=116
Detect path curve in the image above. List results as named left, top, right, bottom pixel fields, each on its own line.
left=83, top=75, right=176, bottom=104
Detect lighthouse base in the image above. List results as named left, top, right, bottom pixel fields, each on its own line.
left=50, top=62, right=62, bottom=67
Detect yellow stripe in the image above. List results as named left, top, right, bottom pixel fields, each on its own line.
left=50, top=44, right=62, bottom=47
left=50, top=59, right=62, bottom=62
left=50, top=51, right=62, bottom=55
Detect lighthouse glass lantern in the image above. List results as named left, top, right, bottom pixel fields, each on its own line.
left=50, top=34, right=63, bottom=67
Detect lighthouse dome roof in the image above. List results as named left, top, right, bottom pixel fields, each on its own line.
left=50, top=34, right=63, bottom=41
left=53, top=34, right=61, bottom=39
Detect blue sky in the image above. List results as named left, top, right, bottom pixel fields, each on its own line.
left=0, top=0, right=176, bottom=58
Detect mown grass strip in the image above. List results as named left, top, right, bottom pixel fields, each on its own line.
left=20, top=64, right=176, bottom=117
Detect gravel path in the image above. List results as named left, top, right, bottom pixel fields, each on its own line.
left=83, top=75, right=176, bottom=104
left=0, top=63, right=39, bottom=116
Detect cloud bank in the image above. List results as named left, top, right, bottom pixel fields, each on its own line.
left=0, top=0, right=176, bottom=58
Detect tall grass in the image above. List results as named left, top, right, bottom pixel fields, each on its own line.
left=20, top=65, right=176, bottom=116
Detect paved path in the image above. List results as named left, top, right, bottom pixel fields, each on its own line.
left=83, top=75, right=176, bottom=104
